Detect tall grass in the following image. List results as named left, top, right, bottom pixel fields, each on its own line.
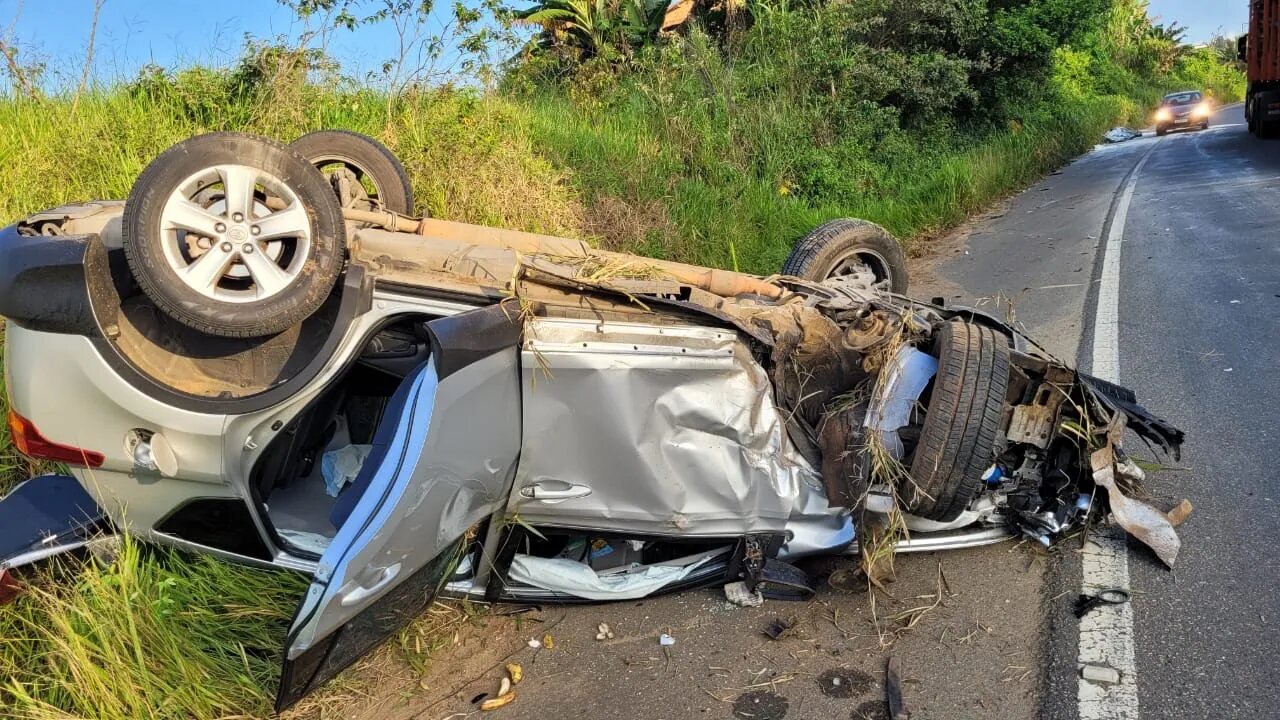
left=0, top=537, right=307, bottom=719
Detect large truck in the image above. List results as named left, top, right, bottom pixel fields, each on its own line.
left=1241, top=0, right=1280, bottom=137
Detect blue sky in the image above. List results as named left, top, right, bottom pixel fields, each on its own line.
left=0, top=0, right=1251, bottom=86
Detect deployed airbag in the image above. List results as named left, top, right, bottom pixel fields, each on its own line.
left=508, top=553, right=713, bottom=600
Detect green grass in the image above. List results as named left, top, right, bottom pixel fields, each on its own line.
left=0, top=536, right=307, bottom=719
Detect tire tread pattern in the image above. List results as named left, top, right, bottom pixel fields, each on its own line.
left=781, top=218, right=909, bottom=294
left=907, top=320, right=1010, bottom=521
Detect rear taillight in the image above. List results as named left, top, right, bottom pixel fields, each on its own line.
left=6, top=410, right=104, bottom=468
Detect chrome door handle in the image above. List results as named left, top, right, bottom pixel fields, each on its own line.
left=340, top=563, right=401, bottom=606
left=519, top=482, right=592, bottom=502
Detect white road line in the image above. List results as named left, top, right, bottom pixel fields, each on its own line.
left=1078, top=142, right=1158, bottom=720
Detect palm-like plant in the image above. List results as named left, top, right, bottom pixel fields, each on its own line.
left=516, top=0, right=669, bottom=58
left=517, top=0, right=612, bottom=55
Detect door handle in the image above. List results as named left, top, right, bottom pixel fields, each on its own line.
left=519, top=482, right=592, bottom=503
left=340, top=562, right=401, bottom=607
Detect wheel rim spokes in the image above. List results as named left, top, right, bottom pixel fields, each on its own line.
left=162, top=199, right=225, bottom=237
left=238, top=243, right=294, bottom=297
left=219, top=164, right=260, bottom=221
left=158, top=164, right=312, bottom=303
left=180, top=242, right=237, bottom=292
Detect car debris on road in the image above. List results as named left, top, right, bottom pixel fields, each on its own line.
left=1103, top=126, right=1143, bottom=143
left=0, top=130, right=1189, bottom=708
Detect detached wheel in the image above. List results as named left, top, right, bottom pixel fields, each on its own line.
left=123, top=132, right=345, bottom=338
left=905, top=320, right=1010, bottom=522
left=289, top=130, right=415, bottom=215
left=782, top=218, right=908, bottom=293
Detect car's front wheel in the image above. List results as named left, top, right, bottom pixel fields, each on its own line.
left=904, top=320, right=1011, bottom=522
left=122, top=132, right=346, bottom=338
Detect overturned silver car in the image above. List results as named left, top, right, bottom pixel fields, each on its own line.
left=0, top=131, right=1185, bottom=709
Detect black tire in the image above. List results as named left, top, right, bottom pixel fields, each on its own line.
left=123, top=132, right=346, bottom=338
left=289, top=130, right=415, bottom=215
left=905, top=320, right=1011, bottom=522
left=1156, top=125, right=1167, bottom=137
left=782, top=218, right=908, bottom=293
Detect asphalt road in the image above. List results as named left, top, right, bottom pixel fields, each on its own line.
left=354, top=106, right=1272, bottom=720
left=927, top=103, right=1279, bottom=719
left=1115, top=105, right=1280, bottom=718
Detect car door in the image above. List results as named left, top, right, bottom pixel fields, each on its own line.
left=276, top=304, right=523, bottom=711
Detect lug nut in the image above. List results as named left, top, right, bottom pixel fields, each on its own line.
left=250, top=225, right=261, bottom=236
left=232, top=212, right=244, bottom=222
left=242, top=244, right=254, bottom=254
left=215, top=222, right=227, bottom=233
left=220, top=242, right=233, bottom=252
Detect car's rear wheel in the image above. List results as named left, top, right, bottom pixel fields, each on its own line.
left=289, top=130, right=415, bottom=215
left=782, top=218, right=908, bottom=293
left=123, top=132, right=346, bottom=338
left=904, top=320, right=1010, bottom=522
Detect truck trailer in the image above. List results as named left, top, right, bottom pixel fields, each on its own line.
left=1241, top=0, right=1280, bottom=137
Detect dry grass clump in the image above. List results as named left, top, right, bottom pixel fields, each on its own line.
left=580, top=194, right=678, bottom=254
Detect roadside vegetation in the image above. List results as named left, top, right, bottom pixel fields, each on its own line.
left=0, top=0, right=1244, bottom=717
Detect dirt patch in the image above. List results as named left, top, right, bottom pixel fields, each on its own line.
left=733, top=690, right=790, bottom=720
left=817, top=668, right=876, bottom=699
left=852, top=700, right=890, bottom=719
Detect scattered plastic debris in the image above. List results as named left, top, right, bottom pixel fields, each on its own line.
left=763, top=617, right=796, bottom=641
left=527, top=638, right=541, bottom=649
left=886, top=657, right=909, bottom=720
left=1074, top=588, right=1131, bottom=618
left=595, top=622, right=615, bottom=640
left=1091, top=426, right=1186, bottom=567
left=1103, top=126, right=1143, bottom=143
left=480, top=662, right=523, bottom=710
left=480, top=691, right=516, bottom=711
left=541, top=633, right=555, bottom=650
left=723, top=580, right=764, bottom=608
left=1081, top=663, right=1122, bottom=685
left=658, top=633, right=676, bottom=646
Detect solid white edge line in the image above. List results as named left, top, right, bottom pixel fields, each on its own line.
left=1077, top=141, right=1158, bottom=720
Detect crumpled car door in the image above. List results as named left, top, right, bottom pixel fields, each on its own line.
left=275, top=304, right=522, bottom=711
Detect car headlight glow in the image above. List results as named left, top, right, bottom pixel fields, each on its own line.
left=1194, top=102, right=1210, bottom=116
left=1156, top=108, right=1172, bottom=121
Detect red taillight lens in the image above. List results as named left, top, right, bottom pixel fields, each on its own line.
left=6, top=410, right=104, bottom=468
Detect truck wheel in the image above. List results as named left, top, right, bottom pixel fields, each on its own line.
left=904, top=320, right=1010, bottom=522
left=289, top=130, right=415, bottom=215
left=123, top=132, right=345, bottom=338
left=782, top=218, right=908, bottom=293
